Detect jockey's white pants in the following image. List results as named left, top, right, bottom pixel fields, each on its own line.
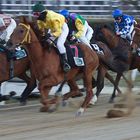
left=121, top=24, right=134, bottom=40
left=77, top=21, right=93, bottom=50
left=57, top=23, right=69, bottom=54
left=84, top=21, right=94, bottom=42
left=0, top=18, right=16, bottom=42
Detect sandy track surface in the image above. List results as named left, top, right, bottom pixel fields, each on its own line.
left=0, top=94, right=140, bottom=140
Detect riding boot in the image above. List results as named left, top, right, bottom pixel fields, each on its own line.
left=0, top=94, right=10, bottom=102
left=61, top=53, right=71, bottom=72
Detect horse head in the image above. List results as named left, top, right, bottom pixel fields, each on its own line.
left=9, top=17, right=32, bottom=48
left=93, top=24, right=118, bottom=48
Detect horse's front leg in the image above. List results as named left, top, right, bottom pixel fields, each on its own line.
left=76, top=70, right=94, bottom=116
left=39, top=84, right=51, bottom=112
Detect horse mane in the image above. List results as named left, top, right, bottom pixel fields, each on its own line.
left=93, top=24, right=113, bottom=47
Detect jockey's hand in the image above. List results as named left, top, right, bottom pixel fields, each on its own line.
left=70, top=36, right=76, bottom=41
left=116, top=32, right=121, bottom=36
left=0, top=39, right=6, bottom=45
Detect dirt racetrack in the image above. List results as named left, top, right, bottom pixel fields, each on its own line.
left=0, top=93, right=140, bottom=140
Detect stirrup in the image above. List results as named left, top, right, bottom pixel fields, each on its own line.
left=63, top=63, right=71, bottom=72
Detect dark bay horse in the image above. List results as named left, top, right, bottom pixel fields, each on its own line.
left=0, top=45, right=36, bottom=105
left=9, top=21, right=99, bottom=116
left=93, top=26, right=140, bottom=102
left=93, top=24, right=132, bottom=102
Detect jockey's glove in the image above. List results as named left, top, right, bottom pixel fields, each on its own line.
left=0, top=39, right=6, bottom=45
left=70, top=35, right=76, bottom=41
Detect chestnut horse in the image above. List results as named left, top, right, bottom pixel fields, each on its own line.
left=9, top=20, right=99, bottom=116
left=93, top=24, right=132, bottom=102
left=0, top=44, right=36, bottom=105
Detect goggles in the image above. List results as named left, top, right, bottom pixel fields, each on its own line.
left=33, top=12, right=40, bottom=17
left=115, top=16, right=121, bottom=20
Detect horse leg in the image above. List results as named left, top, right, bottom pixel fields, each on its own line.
left=122, top=73, right=133, bottom=89
left=0, top=83, right=11, bottom=102
left=54, top=80, right=66, bottom=96
left=39, top=81, right=52, bottom=112
left=18, top=73, right=36, bottom=105
left=90, top=66, right=106, bottom=105
left=76, top=68, right=95, bottom=116
left=63, top=79, right=81, bottom=101
left=105, top=72, right=122, bottom=94
left=109, top=73, right=122, bottom=103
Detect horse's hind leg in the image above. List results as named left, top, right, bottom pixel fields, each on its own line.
left=90, top=66, right=106, bottom=105
left=105, top=72, right=122, bottom=94
left=54, top=81, right=66, bottom=96
left=63, top=79, right=81, bottom=101
left=18, top=73, right=36, bottom=105
left=109, top=73, right=122, bottom=103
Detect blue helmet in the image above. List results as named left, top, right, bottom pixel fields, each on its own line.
left=59, top=9, right=69, bottom=18
left=112, top=9, right=123, bottom=18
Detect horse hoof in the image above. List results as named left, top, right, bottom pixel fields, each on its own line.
left=9, top=91, right=16, bottom=97
left=20, top=101, right=27, bottom=106
left=79, top=88, right=86, bottom=92
left=75, top=108, right=85, bottom=117
left=71, top=93, right=83, bottom=98
left=109, top=98, right=114, bottom=103
left=87, top=104, right=95, bottom=108
left=39, top=106, right=49, bottom=112
left=62, top=100, right=68, bottom=107
left=47, top=104, right=58, bottom=113
left=0, top=95, right=10, bottom=101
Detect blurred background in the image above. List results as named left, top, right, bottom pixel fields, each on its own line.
left=0, top=0, right=140, bottom=21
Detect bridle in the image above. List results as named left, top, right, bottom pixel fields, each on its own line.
left=18, top=23, right=31, bottom=44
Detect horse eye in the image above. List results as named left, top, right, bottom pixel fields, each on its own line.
left=20, top=30, right=24, bottom=33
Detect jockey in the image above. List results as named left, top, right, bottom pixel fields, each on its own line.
left=0, top=14, right=17, bottom=44
left=0, top=14, right=17, bottom=59
left=33, top=9, right=71, bottom=72
left=59, top=9, right=93, bottom=49
left=112, top=9, right=136, bottom=43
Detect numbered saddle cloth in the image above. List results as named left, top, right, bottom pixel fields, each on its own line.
left=91, top=43, right=104, bottom=55
left=15, top=47, right=27, bottom=60
left=65, top=44, right=85, bottom=68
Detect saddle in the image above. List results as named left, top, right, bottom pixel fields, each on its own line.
left=44, top=37, right=85, bottom=68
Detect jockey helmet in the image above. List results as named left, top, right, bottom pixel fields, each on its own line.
left=32, top=2, right=45, bottom=13
left=59, top=9, right=70, bottom=18
left=112, top=9, right=123, bottom=18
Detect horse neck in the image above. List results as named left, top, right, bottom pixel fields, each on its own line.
left=104, top=32, right=119, bottom=49
left=29, top=28, right=44, bottom=59
left=29, top=28, right=61, bottom=72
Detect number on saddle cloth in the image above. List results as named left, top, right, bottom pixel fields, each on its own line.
left=15, top=47, right=27, bottom=60
left=65, top=44, right=85, bottom=67
left=91, top=43, right=104, bottom=55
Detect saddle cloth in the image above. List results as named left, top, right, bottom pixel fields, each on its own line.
left=0, top=46, right=27, bottom=60
left=65, top=44, right=85, bottom=68
left=91, top=43, right=104, bottom=55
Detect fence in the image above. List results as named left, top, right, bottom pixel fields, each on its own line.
left=0, top=0, right=140, bottom=20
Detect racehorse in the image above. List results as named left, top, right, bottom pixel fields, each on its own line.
left=93, top=26, right=140, bottom=102
left=9, top=19, right=99, bottom=116
left=0, top=44, right=36, bottom=105
left=93, top=24, right=132, bottom=103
